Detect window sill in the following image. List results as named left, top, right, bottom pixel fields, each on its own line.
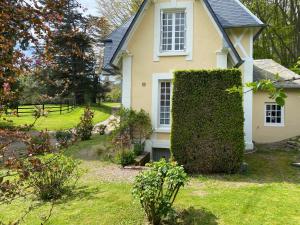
left=155, top=127, right=171, bottom=133
left=264, top=123, right=285, bottom=127
left=158, top=51, right=188, bottom=57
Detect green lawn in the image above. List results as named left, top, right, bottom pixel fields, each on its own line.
left=0, top=103, right=120, bottom=131
left=1, top=137, right=300, bottom=225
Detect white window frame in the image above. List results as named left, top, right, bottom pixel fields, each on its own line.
left=160, top=10, right=186, bottom=53
left=158, top=80, right=172, bottom=127
left=152, top=73, right=174, bottom=133
left=264, top=103, right=285, bottom=127
left=153, top=1, right=193, bottom=61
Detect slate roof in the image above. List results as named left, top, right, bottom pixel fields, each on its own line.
left=102, top=17, right=134, bottom=72
left=102, top=0, right=265, bottom=73
left=207, top=0, right=264, bottom=28
left=254, top=59, right=300, bottom=89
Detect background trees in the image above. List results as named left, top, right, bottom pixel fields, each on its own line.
left=242, top=0, right=300, bottom=68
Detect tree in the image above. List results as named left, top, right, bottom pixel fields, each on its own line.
left=41, top=0, right=98, bottom=104
left=97, top=0, right=142, bottom=28
left=241, top=0, right=300, bottom=67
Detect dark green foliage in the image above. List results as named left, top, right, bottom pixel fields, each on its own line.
left=171, top=69, right=245, bottom=174
left=133, top=142, right=144, bottom=156
left=75, top=107, right=94, bottom=141
left=132, top=159, right=188, bottom=225
left=25, top=154, right=81, bottom=201
left=116, top=149, right=136, bottom=167
left=56, top=130, right=73, bottom=148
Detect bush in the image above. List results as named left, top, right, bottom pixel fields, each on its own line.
left=133, top=142, right=145, bottom=156
left=25, top=153, right=81, bottom=201
left=56, top=130, right=73, bottom=148
left=75, top=107, right=94, bottom=141
left=110, top=108, right=152, bottom=152
left=26, top=131, right=52, bottom=155
left=116, top=149, right=136, bottom=167
left=171, top=69, right=245, bottom=174
left=132, top=159, right=188, bottom=225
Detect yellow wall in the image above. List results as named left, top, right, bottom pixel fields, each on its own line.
left=126, top=0, right=225, bottom=140
left=253, top=90, right=300, bottom=143
left=125, top=0, right=253, bottom=142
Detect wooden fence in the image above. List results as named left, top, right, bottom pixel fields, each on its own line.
left=9, top=102, right=76, bottom=116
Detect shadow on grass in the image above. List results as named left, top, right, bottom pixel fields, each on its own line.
left=168, top=207, right=218, bottom=225
left=193, top=147, right=300, bottom=184
left=57, top=185, right=105, bottom=204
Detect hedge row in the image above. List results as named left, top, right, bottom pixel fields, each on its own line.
left=171, top=69, right=245, bottom=174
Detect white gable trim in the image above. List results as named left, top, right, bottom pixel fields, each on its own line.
left=153, top=1, right=194, bottom=61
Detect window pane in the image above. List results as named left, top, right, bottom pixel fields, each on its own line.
left=265, top=103, right=283, bottom=125
left=161, top=10, right=186, bottom=52
left=159, top=81, right=172, bottom=125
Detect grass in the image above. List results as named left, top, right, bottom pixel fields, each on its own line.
left=1, top=137, right=300, bottom=225
left=0, top=103, right=120, bottom=131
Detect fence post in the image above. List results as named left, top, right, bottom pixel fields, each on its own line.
left=60, top=103, right=62, bottom=115
left=42, top=104, right=45, bottom=115
left=16, top=106, right=19, bottom=116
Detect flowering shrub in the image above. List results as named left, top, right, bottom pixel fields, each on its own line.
left=75, top=107, right=94, bottom=141
left=132, top=159, right=188, bottom=225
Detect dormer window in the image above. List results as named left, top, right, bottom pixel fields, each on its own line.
left=161, top=10, right=186, bottom=52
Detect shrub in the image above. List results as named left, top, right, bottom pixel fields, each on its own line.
left=56, top=130, right=73, bottom=148
left=26, top=131, right=52, bottom=155
left=171, top=69, right=245, bottom=174
left=75, top=107, right=94, bottom=141
left=111, top=108, right=152, bottom=152
left=132, top=159, right=188, bottom=225
left=98, top=124, right=107, bottom=135
left=116, top=149, right=136, bottom=167
left=133, top=142, right=144, bottom=156
left=25, top=153, right=81, bottom=201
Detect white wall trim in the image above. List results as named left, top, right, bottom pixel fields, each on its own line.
left=152, top=72, right=174, bottom=131
left=216, top=48, right=228, bottom=68
left=153, top=1, right=193, bottom=61
left=121, top=55, right=132, bottom=108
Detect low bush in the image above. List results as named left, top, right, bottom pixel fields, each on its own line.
left=25, top=153, right=81, bottom=201
left=132, top=159, right=188, bottom=225
left=75, top=107, right=94, bottom=141
left=56, top=130, right=73, bottom=148
left=26, top=131, right=52, bottom=155
left=116, top=149, right=136, bottom=167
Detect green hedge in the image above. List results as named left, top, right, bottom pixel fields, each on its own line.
left=171, top=69, right=245, bottom=174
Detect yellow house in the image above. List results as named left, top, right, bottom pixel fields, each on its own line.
left=102, top=0, right=300, bottom=159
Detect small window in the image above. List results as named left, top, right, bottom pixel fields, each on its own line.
left=159, top=81, right=172, bottom=126
left=265, top=103, right=284, bottom=126
left=161, top=10, right=186, bottom=52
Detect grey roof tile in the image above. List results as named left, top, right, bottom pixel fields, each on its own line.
left=102, top=17, right=134, bottom=72
left=207, top=0, right=264, bottom=28
left=254, top=59, right=300, bottom=88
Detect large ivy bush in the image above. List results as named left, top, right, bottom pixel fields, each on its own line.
left=171, top=69, right=245, bottom=174
left=132, top=159, right=188, bottom=225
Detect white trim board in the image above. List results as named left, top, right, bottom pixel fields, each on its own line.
left=153, top=1, right=194, bottom=61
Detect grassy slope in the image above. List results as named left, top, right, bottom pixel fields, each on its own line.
left=0, top=103, right=120, bottom=131
left=1, top=138, right=300, bottom=225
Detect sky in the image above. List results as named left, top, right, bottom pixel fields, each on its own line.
left=78, top=0, right=99, bottom=16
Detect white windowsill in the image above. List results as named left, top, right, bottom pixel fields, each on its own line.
left=264, top=123, right=285, bottom=127
left=158, top=51, right=188, bottom=57
left=155, top=127, right=171, bottom=133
